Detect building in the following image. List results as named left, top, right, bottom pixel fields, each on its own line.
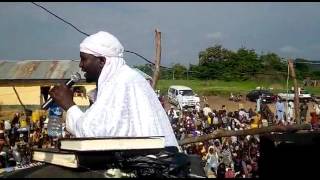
left=0, top=60, right=152, bottom=107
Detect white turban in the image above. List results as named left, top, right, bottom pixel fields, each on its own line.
left=80, top=31, right=126, bottom=100
left=80, top=31, right=124, bottom=58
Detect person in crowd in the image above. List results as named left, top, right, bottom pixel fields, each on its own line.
left=314, top=102, right=320, bottom=116
left=256, top=95, right=262, bottom=113
left=195, top=102, right=201, bottom=113
left=205, top=145, right=219, bottom=176
left=275, top=98, right=285, bottom=124
left=300, top=100, right=309, bottom=123
left=167, top=105, right=179, bottom=123
left=287, top=100, right=294, bottom=124
left=251, top=112, right=261, bottom=129
left=310, top=112, right=319, bottom=129
left=48, top=31, right=178, bottom=148
left=216, top=162, right=226, bottom=178
left=203, top=104, right=212, bottom=117
left=9, top=113, right=20, bottom=147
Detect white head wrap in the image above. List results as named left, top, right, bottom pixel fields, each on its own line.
left=80, top=31, right=126, bottom=99
left=80, top=31, right=124, bottom=58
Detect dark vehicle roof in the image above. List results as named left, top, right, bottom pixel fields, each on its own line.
left=248, top=90, right=273, bottom=94
left=246, top=90, right=275, bottom=103
left=260, top=90, right=273, bottom=94
left=247, top=90, right=275, bottom=100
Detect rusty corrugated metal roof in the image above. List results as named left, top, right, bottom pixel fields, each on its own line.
left=0, top=60, right=84, bottom=80
left=0, top=60, right=152, bottom=80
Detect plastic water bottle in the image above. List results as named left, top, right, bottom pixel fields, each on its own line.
left=47, top=103, right=63, bottom=138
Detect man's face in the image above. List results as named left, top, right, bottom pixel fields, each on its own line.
left=79, top=52, right=105, bottom=83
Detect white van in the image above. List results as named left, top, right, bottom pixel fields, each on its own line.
left=168, top=85, right=200, bottom=110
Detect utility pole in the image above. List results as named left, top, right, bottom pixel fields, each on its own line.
left=187, top=62, right=190, bottom=80
left=187, top=70, right=189, bottom=80
left=172, top=69, right=175, bottom=80
left=152, top=29, right=161, bottom=90
left=288, top=59, right=300, bottom=124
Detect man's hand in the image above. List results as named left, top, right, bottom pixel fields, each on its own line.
left=49, top=84, right=75, bottom=111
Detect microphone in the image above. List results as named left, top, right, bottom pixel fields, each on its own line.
left=41, top=72, right=81, bottom=110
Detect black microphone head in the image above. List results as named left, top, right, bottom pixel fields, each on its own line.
left=71, top=72, right=81, bottom=83
left=41, top=72, right=82, bottom=110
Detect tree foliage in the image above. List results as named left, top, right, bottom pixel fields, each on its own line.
left=135, top=44, right=318, bottom=81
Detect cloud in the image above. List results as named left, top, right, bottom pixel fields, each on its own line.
left=310, top=44, right=320, bottom=51
left=1, top=3, right=320, bottom=65
left=279, top=45, right=299, bottom=53
left=206, top=32, right=222, bottom=40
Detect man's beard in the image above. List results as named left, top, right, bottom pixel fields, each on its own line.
left=86, top=77, right=95, bottom=83
left=85, top=73, right=96, bottom=83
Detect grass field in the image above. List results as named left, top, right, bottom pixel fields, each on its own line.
left=157, top=79, right=320, bottom=97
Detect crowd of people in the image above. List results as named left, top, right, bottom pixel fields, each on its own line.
left=267, top=96, right=319, bottom=129
left=166, top=96, right=320, bottom=178
left=0, top=93, right=319, bottom=177
left=0, top=111, right=56, bottom=169
left=167, top=102, right=261, bottom=178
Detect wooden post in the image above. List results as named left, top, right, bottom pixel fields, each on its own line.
left=179, top=124, right=311, bottom=146
left=40, top=88, right=44, bottom=107
left=172, top=69, right=175, bottom=80
left=288, top=59, right=300, bottom=124
left=187, top=70, right=189, bottom=80
left=151, top=29, right=161, bottom=90
left=12, top=86, right=26, bottom=112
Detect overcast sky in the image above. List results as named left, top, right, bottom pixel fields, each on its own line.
left=1, top=2, right=320, bottom=67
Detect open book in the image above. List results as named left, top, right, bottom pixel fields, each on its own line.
left=59, top=136, right=165, bottom=152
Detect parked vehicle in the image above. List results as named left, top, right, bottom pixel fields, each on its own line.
left=168, top=85, right=200, bottom=110
left=312, top=96, right=320, bottom=103
left=246, top=89, right=277, bottom=103
left=278, top=88, right=312, bottom=101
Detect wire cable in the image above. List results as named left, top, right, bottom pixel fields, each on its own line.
left=124, top=50, right=170, bottom=69
left=30, top=2, right=171, bottom=69
left=294, top=61, right=320, bottom=64
left=31, top=2, right=90, bottom=37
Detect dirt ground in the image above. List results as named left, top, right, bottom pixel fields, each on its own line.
left=164, top=95, right=314, bottom=122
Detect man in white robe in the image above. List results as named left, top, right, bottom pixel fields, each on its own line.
left=49, top=31, right=178, bottom=148
left=287, top=100, right=294, bottom=123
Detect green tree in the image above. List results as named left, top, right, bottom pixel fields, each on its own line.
left=198, top=44, right=234, bottom=65
left=159, top=67, right=172, bottom=80
left=311, top=71, right=320, bottom=79
left=257, top=53, right=287, bottom=81
left=260, top=53, right=286, bottom=72
left=226, top=48, right=262, bottom=81
left=171, top=63, right=187, bottom=79
left=193, top=44, right=315, bottom=82
left=295, top=58, right=311, bottom=80
left=133, top=64, right=153, bottom=76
